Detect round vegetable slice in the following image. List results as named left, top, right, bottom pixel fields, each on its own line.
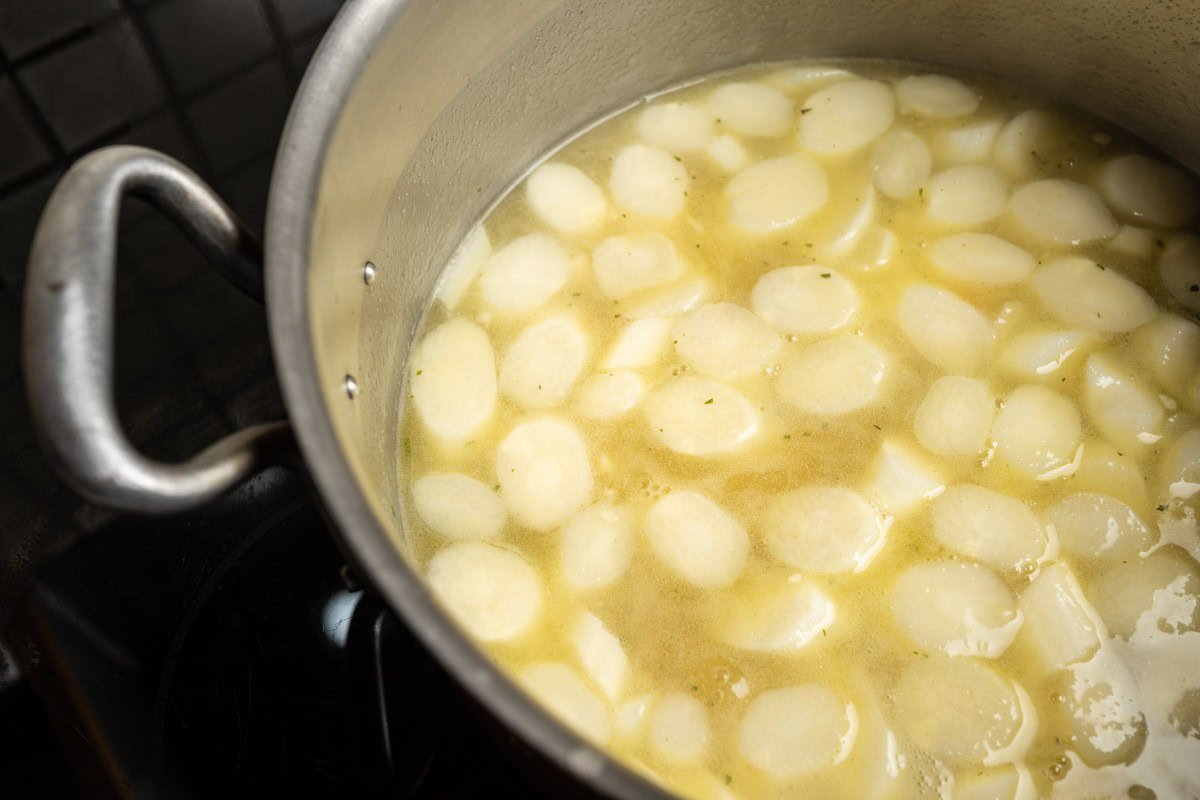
left=499, top=315, right=588, bottom=409
left=1098, top=154, right=1198, bottom=227
left=560, top=502, right=634, bottom=591
left=428, top=542, right=542, bottom=641
left=650, top=693, right=711, bottom=764
left=520, top=662, right=610, bottom=744
left=897, top=284, right=991, bottom=374
left=926, top=165, right=1008, bottom=226
left=1030, top=257, right=1156, bottom=333
left=411, top=317, right=498, bottom=441
left=895, top=74, right=979, bottom=118
left=708, top=82, right=793, bottom=137
left=991, top=385, right=1081, bottom=479
left=799, top=79, right=896, bottom=155
left=644, top=377, right=759, bottom=455
left=525, top=162, right=607, bottom=233
left=637, top=101, right=715, bottom=153
left=412, top=472, right=506, bottom=540
left=913, top=375, right=995, bottom=456
left=762, top=487, right=887, bottom=573
left=871, top=129, right=932, bottom=199
left=891, top=561, right=1021, bottom=658
left=1010, top=179, right=1118, bottom=244
left=930, top=484, right=1047, bottom=573
left=496, top=418, right=593, bottom=531
left=673, top=302, right=782, bottom=379
left=480, top=233, right=572, bottom=313
left=646, top=490, right=749, bottom=589
left=592, top=232, right=684, bottom=300
left=738, top=685, right=855, bottom=778
left=751, top=265, right=859, bottom=335
left=777, top=335, right=887, bottom=415
left=726, top=153, right=829, bottom=231
left=610, top=143, right=687, bottom=219
left=927, top=232, right=1034, bottom=285
left=1044, top=492, right=1153, bottom=563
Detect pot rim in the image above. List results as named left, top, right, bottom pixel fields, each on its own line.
left=263, top=2, right=667, bottom=797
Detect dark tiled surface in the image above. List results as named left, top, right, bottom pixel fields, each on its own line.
left=0, top=79, right=52, bottom=185
left=19, top=20, right=164, bottom=150
left=186, top=59, right=291, bottom=176
left=0, top=0, right=118, bottom=60
left=146, top=0, right=273, bottom=94
left=0, top=0, right=347, bottom=631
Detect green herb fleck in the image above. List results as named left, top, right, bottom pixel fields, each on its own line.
left=673, top=155, right=682, bottom=161
left=1097, top=263, right=1106, bottom=270
left=1156, top=238, right=1166, bottom=249
left=800, top=107, right=812, bottom=114
left=404, top=437, right=411, bottom=457
left=725, top=775, right=733, bottom=786
left=820, top=272, right=831, bottom=278
left=822, top=628, right=827, bottom=637
left=1158, top=504, right=1169, bottom=511
left=872, top=424, right=882, bottom=430
left=613, top=313, right=621, bottom=318
left=784, top=434, right=791, bottom=440
left=415, top=369, right=422, bottom=375
left=1190, top=284, right=1199, bottom=292
left=805, top=242, right=813, bottom=248
left=572, top=292, right=581, bottom=297
left=704, top=398, right=714, bottom=404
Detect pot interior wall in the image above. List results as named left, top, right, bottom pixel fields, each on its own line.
left=307, top=0, right=1200, bottom=555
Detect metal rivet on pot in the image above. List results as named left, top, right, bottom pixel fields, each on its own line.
left=362, top=261, right=376, bottom=285
left=344, top=374, right=358, bottom=399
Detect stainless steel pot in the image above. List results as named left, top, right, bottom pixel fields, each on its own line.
left=22, top=0, right=1200, bottom=796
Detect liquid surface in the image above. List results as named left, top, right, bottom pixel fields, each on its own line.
left=399, top=61, right=1200, bottom=799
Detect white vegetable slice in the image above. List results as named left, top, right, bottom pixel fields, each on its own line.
left=823, top=184, right=876, bottom=256
left=574, top=371, right=645, bottom=420
left=637, top=101, right=715, bottom=153
left=707, top=82, right=793, bottom=137
left=738, top=685, right=854, bottom=778
left=1064, top=649, right=1147, bottom=768
left=998, top=329, right=1099, bottom=380
left=992, top=110, right=1061, bottom=178
left=614, top=694, right=655, bottom=738
left=762, top=487, right=888, bottom=573
left=750, top=266, right=859, bottom=335
left=572, top=612, right=628, bottom=700
left=1107, top=224, right=1156, bottom=259
left=436, top=224, right=490, bottom=311
left=560, top=502, right=634, bottom=591
left=870, top=129, right=932, bottom=199
left=713, top=579, right=837, bottom=652
left=411, top=317, right=497, bottom=441
left=725, top=153, right=829, bottom=232
left=937, top=118, right=1003, bottom=164
left=1158, top=233, right=1200, bottom=313
left=863, top=439, right=946, bottom=517
left=914, top=375, right=995, bottom=456
left=893, top=657, right=1023, bottom=764
left=412, top=473, right=506, bottom=540
left=705, top=133, right=750, bottom=173
left=1074, top=438, right=1149, bottom=513
left=520, top=662, right=610, bottom=744
left=604, top=316, right=672, bottom=369
left=644, top=377, right=759, bottom=455
left=1098, top=154, right=1198, bottom=227
left=1018, top=563, right=1103, bottom=669
left=610, top=143, right=688, bottom=219
left=479, top=233, right=571, bottom=313
left=799, top=79, right=896, bottom=155
left=1083, top=351, right=1165, bottom=452
left=1030, top=257, right=1156, bottom=333
left=891, top=561, right=1021, bottom=658
left=496, top=418, right=593, bottom=531
left=765, top=65, right=857, bottom=94
left=1158, top=428, right=1200, bottom=505
left=625, top=276, right=710, bottom=319
left=927, top=233, right=1035, bottom=285
left=673, top=302, right=782, bottom=379
left=525, top=162, right=607, bottom=234
left=1044, top=492, right=1153, bottom=563
left=645, top=490, right=749, bottom=589
left=930, top=484, right=1047, bottom=574
left=990, top=385, right=1081, bottom=479
left=428, top=542, right=542, bottom=641
left=777, top=335, right=887, bottom=415
left=1131, top=312, right=1200, bottom=394
left=897, top=284, right=991, bottom=374
left=499, top=315, right=588, bottom=409
left=650, top=693, right=710, bottom=764
left=895, top=74, right=979, bottom=118
left=1010, top=179, right=1118, bottom=244
left=591, top=232, right=685, bottom=300
left=1088, top=548, right=1200, bottom=638
left=926, top=165, right=1008, bottom=226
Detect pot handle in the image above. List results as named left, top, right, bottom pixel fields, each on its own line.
left=23, top=145, right=293, bottom=513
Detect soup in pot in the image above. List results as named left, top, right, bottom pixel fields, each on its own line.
left=398, top=60, right=1200, bottom=799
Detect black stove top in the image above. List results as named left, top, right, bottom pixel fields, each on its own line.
left=0, top=2, right=543, bottom=797
left=5, top=467, right=534, bottom=799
